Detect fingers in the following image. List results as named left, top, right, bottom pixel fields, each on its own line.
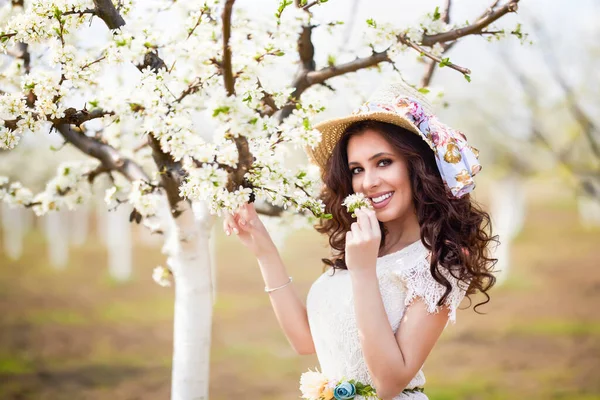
left=364, top=208, right=381, bottom=238
left=236, top=203, right=259, bottom=228
left=223, top=214, right=239, bottom=236
left=355, top=208, right=372, bottom=232
left=224, top=203, right=259, bottom=236
left=350, top=221, right=362, bottom=241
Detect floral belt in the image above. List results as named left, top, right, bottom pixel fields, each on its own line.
left=300, top=369, right=425, bottom=399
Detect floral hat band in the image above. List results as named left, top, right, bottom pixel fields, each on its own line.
left=308, top=81, right=482, bottom=198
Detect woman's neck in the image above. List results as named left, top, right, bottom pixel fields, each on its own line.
left=380, top=213, right=421, bottom=255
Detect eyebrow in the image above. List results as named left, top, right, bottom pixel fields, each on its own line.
left=348, top=152, right=394, bottom=167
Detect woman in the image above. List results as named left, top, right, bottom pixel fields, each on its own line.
left=223, top=81, right=497, bottom=399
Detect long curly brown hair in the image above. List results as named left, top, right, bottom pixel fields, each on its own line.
left=314, top=120, right=498, bottom=312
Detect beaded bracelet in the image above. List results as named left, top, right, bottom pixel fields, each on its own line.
left=264, top=276, right=293, bottom=293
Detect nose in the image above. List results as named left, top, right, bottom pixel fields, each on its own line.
left=362, top=167, right=381, bottom=191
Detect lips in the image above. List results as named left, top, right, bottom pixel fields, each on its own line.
left=369, top=191, right=394, bottom=209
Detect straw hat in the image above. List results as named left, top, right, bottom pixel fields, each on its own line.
left=307, top=80, right=482, bottom=198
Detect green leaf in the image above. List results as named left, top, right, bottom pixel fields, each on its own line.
left=327, top=54, right=336, bottom=67
left=464, top=74, right=471, bottom=83
left=275, top=0, right=293, bottom=19
left=438, top=57, right=451, bottom=68
left=321, top=213, right=333, bottom=220
left=366, top=18, right=377, bottom=28
left=433, top=6, right=441, bottom=21
left=417, top=87, right=430, bottom=94
left=302, top=117, right=311, bottom=130
left=212, top=106, right=230, bottom=117
left=512, top=22, right=523, bottom=39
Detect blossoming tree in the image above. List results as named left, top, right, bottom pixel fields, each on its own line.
left=0, top=0, right=522, bottom=398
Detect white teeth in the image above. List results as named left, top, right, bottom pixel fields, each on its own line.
left=372, top=192, right=393, bottom=203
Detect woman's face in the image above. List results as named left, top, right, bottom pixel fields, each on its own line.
left=347, top=129, right=415, bottom=223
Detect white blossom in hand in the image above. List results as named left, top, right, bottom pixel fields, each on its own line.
left=342, top=193, right=373, bottom=218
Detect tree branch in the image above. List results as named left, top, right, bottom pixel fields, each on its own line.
left=500, top=53, right=600, bottom=199
left=441, top=0, right=452, bottom=24
left=296, top=0, right=316, bottom=71
left=400, top=35, right=470, bottom=75
left=255, top=202, right=284, bottom=217
left=306, top=51, right=390, bottom=86
left=301, top=0, right=321, bottom=11
left=63, top=8, right=96, bottom=17
left=148, top=135, right=186, bottom=214
left=92, top=0, right=125, bottom=29
left=4, top=108, right=113, bottom=131
left=531, top=19, right=600, bottom=161
left=222, top=0, right=236, bottom=96
left=421, top=0, right=519, bottom=46
left=55, top=124, right=148, bottom=182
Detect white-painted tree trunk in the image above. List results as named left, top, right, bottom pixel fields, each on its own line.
left=106, top=205, right=133, bottom=281
left=1, top=203, right=25, bottom=260
left=96, top=201, right=107, bottom=244
left=209, top=224, right=218, bottom=305
left=159, top=200, right=215, bottom=400
left=70, top=204, right=90, bottom=246
left=490, top=174, right=526, bottom=285
left=44, top=211, right=69, bottom=269
left=577, top=195, right=600, bottom=228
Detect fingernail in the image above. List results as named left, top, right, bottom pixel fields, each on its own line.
left=226, top=230, right=230, bottom=236
left=240, top=219, right=246, bottom=226
left=233, top=228, right=239, bottom=234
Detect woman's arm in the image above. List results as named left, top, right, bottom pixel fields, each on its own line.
left=257, top=248, right=316, bottom=355
left=223, top=203, right=315, bottom=355
left=350, top=268, right=448, bottom=400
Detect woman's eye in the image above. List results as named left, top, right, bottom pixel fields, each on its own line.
left=378, top=159, right=392, bottom=167
left=351, top=167, right=362, bottom=175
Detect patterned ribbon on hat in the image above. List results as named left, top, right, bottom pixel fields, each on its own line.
left=352, top=96, right=482, bottom=198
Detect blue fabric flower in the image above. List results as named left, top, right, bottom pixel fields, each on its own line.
left=333, top=381, right=356, bottom=399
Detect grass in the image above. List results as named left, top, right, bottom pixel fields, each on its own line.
left=507, top=319, right=600, bottom=337
left=0, top=191, right=599, bottom=399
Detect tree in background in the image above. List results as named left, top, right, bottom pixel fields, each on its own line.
left=0, top=0, right=522, bottom=398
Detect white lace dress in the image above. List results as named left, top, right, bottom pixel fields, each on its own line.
left=306, top=240, right=466, bottom=399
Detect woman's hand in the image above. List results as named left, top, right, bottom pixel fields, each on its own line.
left=223, top=202, right=276, bottom=258
left=345, top=207, right=381, bottom=274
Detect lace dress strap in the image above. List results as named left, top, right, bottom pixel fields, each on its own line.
left=392, top=251, right=468, bottom=324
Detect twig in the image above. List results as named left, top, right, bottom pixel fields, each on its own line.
left=532, top=19, right=600, bottom=161
left=441, top=0, right=452, bottom=24
left=421, top=0, right=519, bottom=46
left=301, top=0, right=320, bottom=11
left=400, top=36, right=470, bottom=75
left=63, top=8, right=96, bottom=17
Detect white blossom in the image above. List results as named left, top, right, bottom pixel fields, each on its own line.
left=128, top=180, right=161, bottom=217
left=215, top=140, right=239, bottom=168
left=152, top=265, right=172, bottom=287
left=342, top=193, right=373, bottom=217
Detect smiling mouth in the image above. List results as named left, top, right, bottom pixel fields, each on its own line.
left=370, top=191, right=394, bottom=205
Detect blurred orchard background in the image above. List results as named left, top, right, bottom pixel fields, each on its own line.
left=1, top=0, right=599, bottom=399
